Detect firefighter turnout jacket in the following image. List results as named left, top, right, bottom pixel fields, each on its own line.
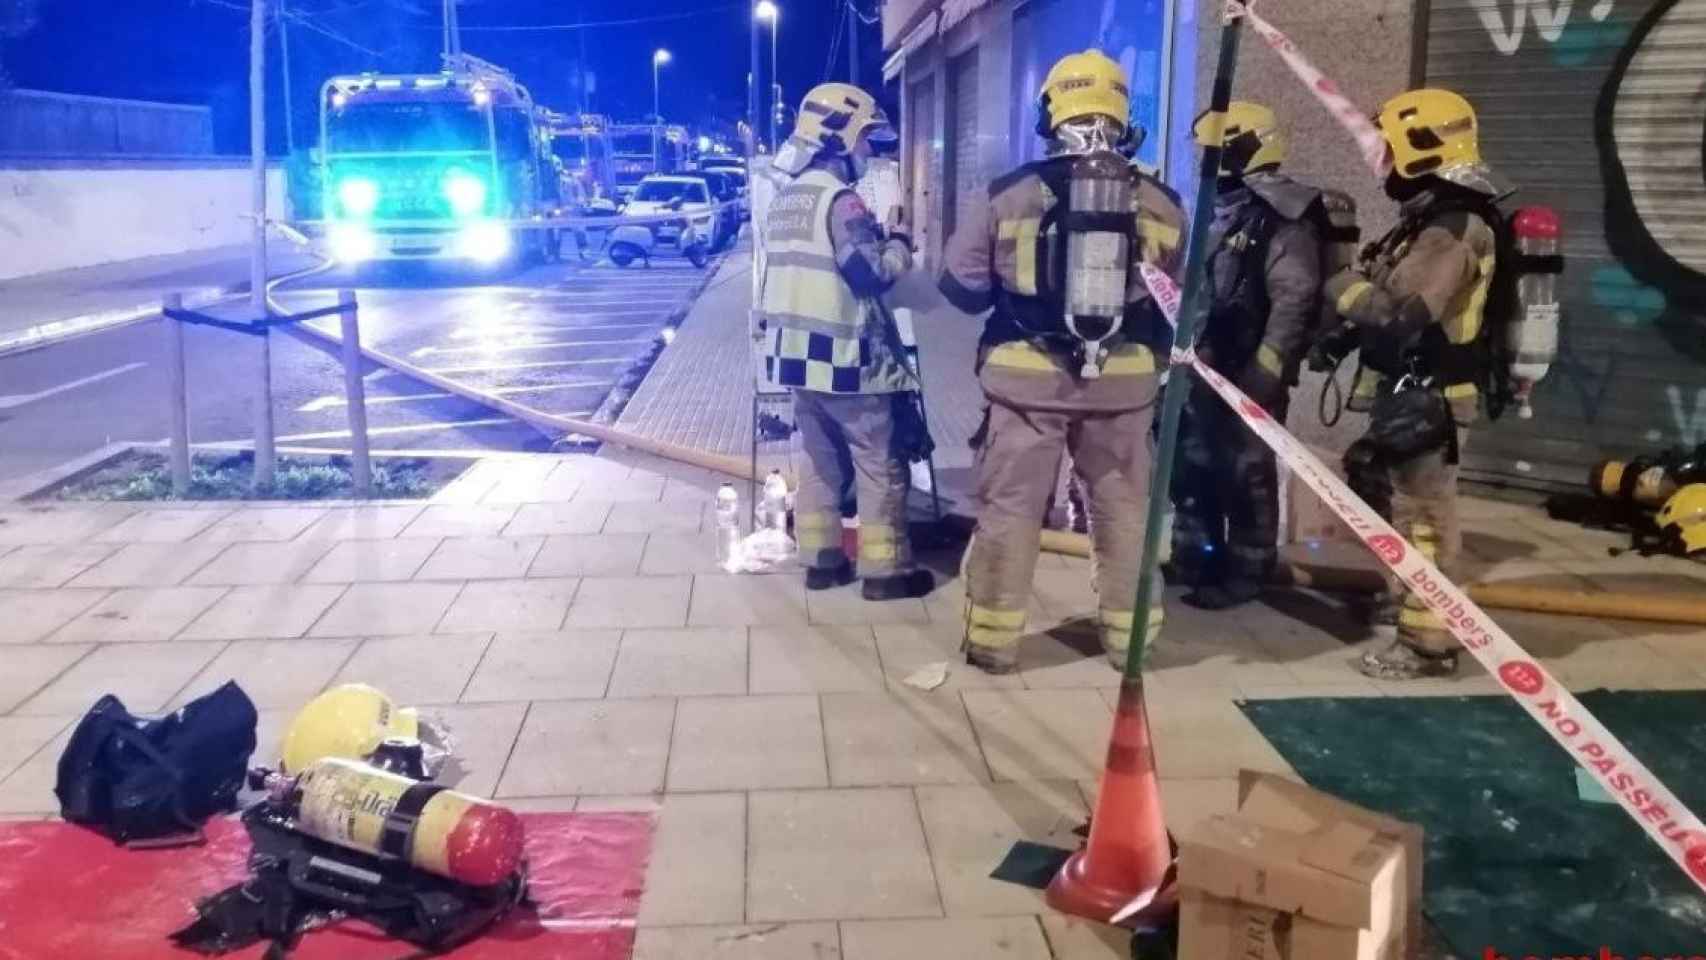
left=938, top=155, right=1186, bottom=669
left=758, top=165, right=916, bottom=395
left=1326, top=186, right=1499, bottom=426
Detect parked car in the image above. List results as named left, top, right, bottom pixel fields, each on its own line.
left=611, top=175, right=718, bottom=268
left=696, top=169, right=745, bottom=247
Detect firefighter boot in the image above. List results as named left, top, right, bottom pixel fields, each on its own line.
left=863, top=569, right=936, bottom=601
left=1357, top=640, right=1459, bottom=680
left=1184, top=577, right=1262, bottom=610
left=805, top=560, right=856, bottom=591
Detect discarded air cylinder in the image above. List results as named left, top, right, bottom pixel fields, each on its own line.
left=1591, top=444, right=1706, bottom=509
left=258, top=757, right=525, bottom=887
left=1507, top=206, right=1563, bottom=420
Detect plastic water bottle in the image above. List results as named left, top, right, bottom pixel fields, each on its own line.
left=715, top=483, right=741, bottom=567
left=761, top=470, right=789, bottom=533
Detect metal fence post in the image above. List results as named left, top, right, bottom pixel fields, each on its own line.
left=337, top=290, right=372, bottom=498
left=162, top=294, right=192, bottom=497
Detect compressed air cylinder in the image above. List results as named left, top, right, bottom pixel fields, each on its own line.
left=1508, top=206, right=1562, bottom=420
left=1063, top=151, right=1136, bottom=379
left=288, top=758, right=525, bottom=887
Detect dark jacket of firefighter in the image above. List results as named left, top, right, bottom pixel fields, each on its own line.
left=1173, top=171, right=1328, bottom=585
left=1326, top=185, right=1498, bottom=427
left=1325, top=181, right=1498, bottom=658
left=936, top=154, right=1185, bottom=663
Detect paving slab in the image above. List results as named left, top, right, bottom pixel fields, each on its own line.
left=632, top=923, right=843, bottom=960
left=961, top=689, right=1113, bottom=784
left=67, top=541, right=230, bottom=588
left=178, top=584, right=348, bottom=640
left=667, top=695, right=827, bottom=791
left=527, top=534, right=648, bottom=577
left=332, top=634, right=492, bottom=705
left=746, top=787, right=942, bottom=922
left=840, top=917, right=1052, bottom=960
left=50, top=586, right=229, bottom=644
left=913, top=781, right=1088, bottom=918
left=607, top=627, right=748, bottom=697
left=748, top=625, right=884, bottom=694
left=309, top=581, right=465, bottom=636
left=0, top=544, right=117, bottom=589
left=822, top=691, right=989, bottom=787
left=416, top=537, right=545, bottom=581
left=298, top=505, right=426, bottom=540
left=14, top=640, right=227, bottom=715
left=303, top=538, right=441, bottom=583
left=187, top=540, right=337, bottom=586
left=495, top=698, right=675, bottom=798
left=0, top=588, right=109, bottom=643
left=437, top=578, right=578, bottom=633
left=171, top=638, right=358, bottom=709
left=0, top=644, right=94, bottom=714
left=459, top=629, right=619, bottom=702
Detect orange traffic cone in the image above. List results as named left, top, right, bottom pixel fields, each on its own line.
left=1046, top=675, right=1176, bottom=928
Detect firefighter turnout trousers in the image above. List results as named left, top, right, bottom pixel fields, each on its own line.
left=793, top=390, right=914, bottom=577
left=1345, top=426, right=1466, bottom=656
left=964, top=341, right=1165, bottom=663
left=1174, top=379, right=1287, bottom=583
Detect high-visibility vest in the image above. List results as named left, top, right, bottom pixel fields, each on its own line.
left=758, top=167, right=910, bottom=394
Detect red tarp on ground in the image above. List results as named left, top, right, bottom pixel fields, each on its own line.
left=0, top=812, right=654, bottom=960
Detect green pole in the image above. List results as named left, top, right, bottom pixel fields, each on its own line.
left=1122, top=4, right=1245, bottom=680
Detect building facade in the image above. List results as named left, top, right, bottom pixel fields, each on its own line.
left=882, top=0, right=1706, bottom=490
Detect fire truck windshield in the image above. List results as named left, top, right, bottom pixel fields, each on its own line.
left=612, top=131, right=655, bottom=156
left=327, top=101, right=491, bottom=155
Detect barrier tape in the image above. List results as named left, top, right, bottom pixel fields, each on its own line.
left=1241, top=5, right=1391, bottom=179
left=1136, top=262, right=1706, bottom=892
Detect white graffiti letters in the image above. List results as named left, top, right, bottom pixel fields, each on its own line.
left=1473, top=0, right=1615, bottom=54
left=1667, top=386, right=1706, bottom=447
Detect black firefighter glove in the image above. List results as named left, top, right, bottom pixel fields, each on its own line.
left=1307, top=321, right=1360, bottom=373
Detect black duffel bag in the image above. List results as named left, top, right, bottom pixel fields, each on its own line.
left=55, top=680, right=258, bottom=846
left=1366, top=377, right=1457, bottom=464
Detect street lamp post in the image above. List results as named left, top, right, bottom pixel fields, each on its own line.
left=652, top=48, right=671, bottom=171
left=755, top=2, right=779, bottom=151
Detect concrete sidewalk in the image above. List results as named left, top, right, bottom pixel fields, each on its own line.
left=0, top=244, right=324, bottom=355
left=1, top=450, right=1703, bottom=959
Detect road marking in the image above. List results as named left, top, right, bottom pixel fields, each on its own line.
left=424, top=357, right=629, bottom=375
left=411, top=337, right=653, bottom=359
left=274, top=417, right=528, bottom=442
left=0, top=362, right=147, bottom=411
left=296, top=380, right=615, bottom=412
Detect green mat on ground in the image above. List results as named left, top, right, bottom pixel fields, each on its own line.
left=1239, top=692, right=1706, bottom=957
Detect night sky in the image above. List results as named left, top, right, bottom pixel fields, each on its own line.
left=2, top=0, right=877, bottom=152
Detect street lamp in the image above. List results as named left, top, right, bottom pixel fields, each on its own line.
left=755, top=2, right=779, bottom=150
left=652, top=48, right=672, bottom=171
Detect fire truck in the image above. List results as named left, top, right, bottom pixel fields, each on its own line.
left=606, top=122, right=690, bottom=199
left=540, top=110, right=617, bottom=206
left=317, top=54, right=560, bottom=265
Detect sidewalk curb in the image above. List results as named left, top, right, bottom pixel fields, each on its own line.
left=0, top=285, right=237, bottom=358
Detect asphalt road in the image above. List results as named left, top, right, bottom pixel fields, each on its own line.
left=0, top=244, right=727, bottom=489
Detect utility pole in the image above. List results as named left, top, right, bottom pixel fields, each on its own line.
left=277, top=0, right=294, bottom=155
left=443, top=0, right=461, bottom=59
left=846, top=0, right=859, bottom=86
left=249, top=0, right=276, bottom=490
left=748, top=5, right=760, bottom=161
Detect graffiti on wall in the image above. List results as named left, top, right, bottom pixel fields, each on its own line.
left=1473, top=0, right=1619, bottom=53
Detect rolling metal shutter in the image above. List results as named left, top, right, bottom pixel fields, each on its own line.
left=947, top=46, right=982, bottom=239
left=908, top=74, right=940, bottom=261
left=1421, top=0, right=1706, bottom=491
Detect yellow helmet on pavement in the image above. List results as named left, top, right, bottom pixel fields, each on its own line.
left=280, top=683, right=419, bottom=774
left=1658, top=484, right=1706, bottom=558
left=791, top=82, right=896, bottom=157
left=1037, top=50, right=1131, bottom=136
left=1194, top=100, right=1285, bottom=176
left=1376, top=88, right=1482, bottom=180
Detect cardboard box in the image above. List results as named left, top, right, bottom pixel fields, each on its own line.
left=1176, top=772, right=1424, bottom=960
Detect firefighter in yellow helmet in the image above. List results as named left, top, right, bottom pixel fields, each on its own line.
left=1313, top=89, right=1511, bottom=679
left=1173, top=101, right=1355, bottom=609
left=757, top=83, right=935, bottom=600
left=937, top=50, right=1186, bottom=673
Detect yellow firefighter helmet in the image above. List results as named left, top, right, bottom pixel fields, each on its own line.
left=791, top=82, right=896, bottom=157
left=1375, top=88, right=1482, bottom=180
left=1658, top=484, right=1706, bottom=557
left=1037, top=50, right=1131, bottom=135
left=280, top=683, right=420, bottom=774
left=1194, top=100, right=1286, bottom=176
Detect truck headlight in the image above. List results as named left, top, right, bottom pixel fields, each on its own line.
left=456, top=222, right=510, bottom=264
left=327, top=223, right=377, bottom=263
left=336, top=177, right=380, bottom=218
left=443, top=171, right=487, bottom=217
